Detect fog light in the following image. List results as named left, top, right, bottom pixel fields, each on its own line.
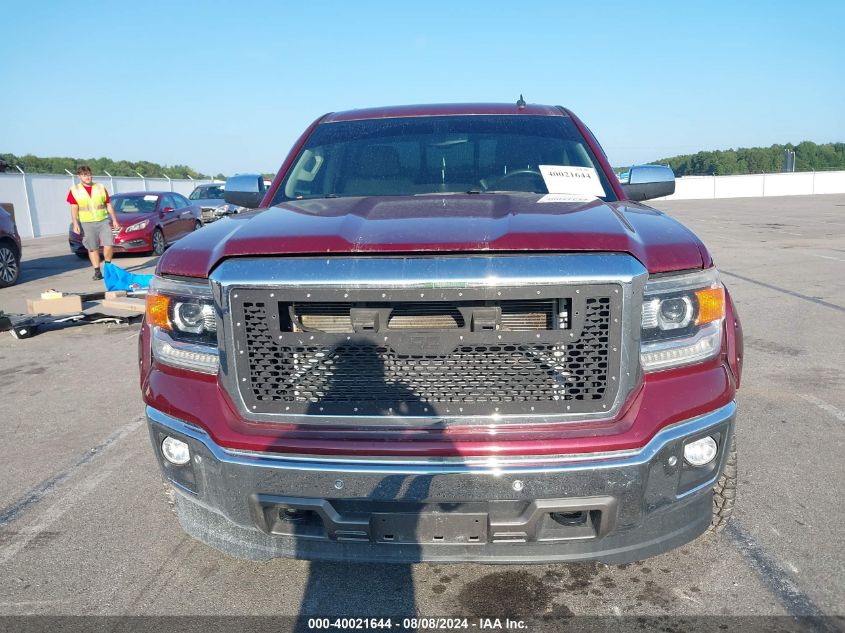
left=684, top=436, right=718, bottom=466
left=161, top=436, right=191, bottom=465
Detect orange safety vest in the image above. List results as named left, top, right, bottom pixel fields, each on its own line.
left=71, top=183, right=109, bottom=222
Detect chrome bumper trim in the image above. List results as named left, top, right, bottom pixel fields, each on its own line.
left=146, top=401, right=735, bottom=475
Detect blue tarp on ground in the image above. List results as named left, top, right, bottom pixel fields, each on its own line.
left=102, top=262, right=153, bottom=292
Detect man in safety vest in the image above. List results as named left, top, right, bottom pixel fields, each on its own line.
left=68, top=165, right=120, bottom=280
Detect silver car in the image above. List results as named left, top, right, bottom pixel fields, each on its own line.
left=188, top=183, right=240, bottom=222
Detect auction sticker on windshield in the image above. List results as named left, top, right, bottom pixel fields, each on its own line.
left=536, top=194, right=596, bottom=204
left=539, top=165, right=605, bottom=197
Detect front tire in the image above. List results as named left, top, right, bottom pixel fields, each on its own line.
left=0, top=242, right=20, bottom=288
left=709, top=434, right=737, bottom=532
left=152, top=229, right=166, bottom=256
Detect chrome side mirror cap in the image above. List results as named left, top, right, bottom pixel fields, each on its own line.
left=223, top=174, right=267, bottom=209
left=620, top=164, right=675, bottom=201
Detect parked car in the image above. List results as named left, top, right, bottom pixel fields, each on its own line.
left=69, top=191, right=202, bottom=257
left=0, top=206, right=22, bottom=288
left=141, top=102, right=743, bottom=564
left=188, top=183, right=240, bottom=223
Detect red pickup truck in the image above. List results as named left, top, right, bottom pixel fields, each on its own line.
left=140, top=102, right=743, bottom=564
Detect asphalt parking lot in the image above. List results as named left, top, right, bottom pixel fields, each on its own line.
left=0, top=195, right=843, bottom=631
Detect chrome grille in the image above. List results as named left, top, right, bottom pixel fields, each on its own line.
left=213, top=254, right=647, bottom=425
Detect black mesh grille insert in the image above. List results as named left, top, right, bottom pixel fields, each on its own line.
left=232, top=290, right=619, bottom=417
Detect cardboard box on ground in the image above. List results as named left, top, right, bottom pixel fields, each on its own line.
left=25, top=291, right=146, bottom=315
left=26, top=295, right=83, bottom=315
left=102, top=295, right=145, bottom=313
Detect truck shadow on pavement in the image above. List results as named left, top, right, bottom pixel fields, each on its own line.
left=295, top=341, right=448, bottom=628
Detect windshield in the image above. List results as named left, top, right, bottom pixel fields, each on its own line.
left=112, top=195, right=159, bottom=213
left=275, top=115, right=616, bottom=203
left=189, top=185, right=225, bottom=200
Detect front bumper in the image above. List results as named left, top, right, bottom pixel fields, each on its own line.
left=201, top=206, right=233, bottom=222
left=69, top=234, right=152, bottom=253
left=146, top=401, right=735, bottom=564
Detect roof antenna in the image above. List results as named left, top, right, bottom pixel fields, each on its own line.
left=516, top=94, right=526, bottom=109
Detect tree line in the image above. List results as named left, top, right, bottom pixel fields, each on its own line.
left=0, top=152, right=225, bottom=180
left=648, top=141, right=845, bottom=177
left=4, top=141, right=844, bottom=180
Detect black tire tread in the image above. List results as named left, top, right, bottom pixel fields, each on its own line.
left=0, top=242, right=20, bottom=288
left=709, top=433, right=737, bottom=532
left=152, top=229, right=166, bottom=256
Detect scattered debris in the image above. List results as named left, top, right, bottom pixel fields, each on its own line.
left=0, top=311, right=142, bottom=339
left=101, top=297, right=145, bottom=313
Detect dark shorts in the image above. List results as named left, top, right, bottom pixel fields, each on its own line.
left=80, top=219, right=115, bottom=251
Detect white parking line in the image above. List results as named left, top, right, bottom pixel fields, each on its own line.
left=0, top=600, right=74, bottom=607
left=801, top=394, right=845, bottom=422
left=803, top=252, right=845, bottom=263
left=0, top=418, right=144, bottom=564
left=0, top=466, right=117, bottom=565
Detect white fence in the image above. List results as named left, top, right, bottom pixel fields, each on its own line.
left=4, top=169, right=845, bottom=239
left=0, top=173, right=216, bottom=239
left=663, top=170, right=845, bottom=200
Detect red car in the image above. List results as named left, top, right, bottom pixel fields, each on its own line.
left=69, top=191, right=202, bottom=258
left=0, top=206, right=22, bottom=288
left=141, top=102, right=743, bottom=564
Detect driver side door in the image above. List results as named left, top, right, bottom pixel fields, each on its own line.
left=171, top=193, right=195, bottom=237
left=157, top=195, right=181, bottom=242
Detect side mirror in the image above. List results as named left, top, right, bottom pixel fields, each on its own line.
left=620, top=165, right=675, bottom=201
left=224, top=174, right=267, bottom=209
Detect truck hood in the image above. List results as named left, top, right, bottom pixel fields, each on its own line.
left=158, top=193, right=706, bottom=277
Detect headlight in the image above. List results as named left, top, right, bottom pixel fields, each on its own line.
left=172, top=301, right=216, bottom=334
left=125, top=219, right=149, bottom=232
left=146, top=276, right=218, bottom=374
left=640, top=267, right=725, bottom=371
left=213, top=204, right=232, bottom=216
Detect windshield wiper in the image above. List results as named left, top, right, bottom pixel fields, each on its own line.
left=293, top=193, right=341, bottom=200
left=413, top=190, right=486, bottom=196
left=484, top=190, right=545, bottom=194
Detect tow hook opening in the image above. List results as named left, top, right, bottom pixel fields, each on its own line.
left=550, top=510, right=588, bottom=527
left=279, top=507, right=310, bottom=522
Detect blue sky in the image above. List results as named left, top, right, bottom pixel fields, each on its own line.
left=1, top=0, right=843, bottom=176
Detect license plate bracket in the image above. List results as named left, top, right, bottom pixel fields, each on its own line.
left=371, top=512, right=488, bottom=544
